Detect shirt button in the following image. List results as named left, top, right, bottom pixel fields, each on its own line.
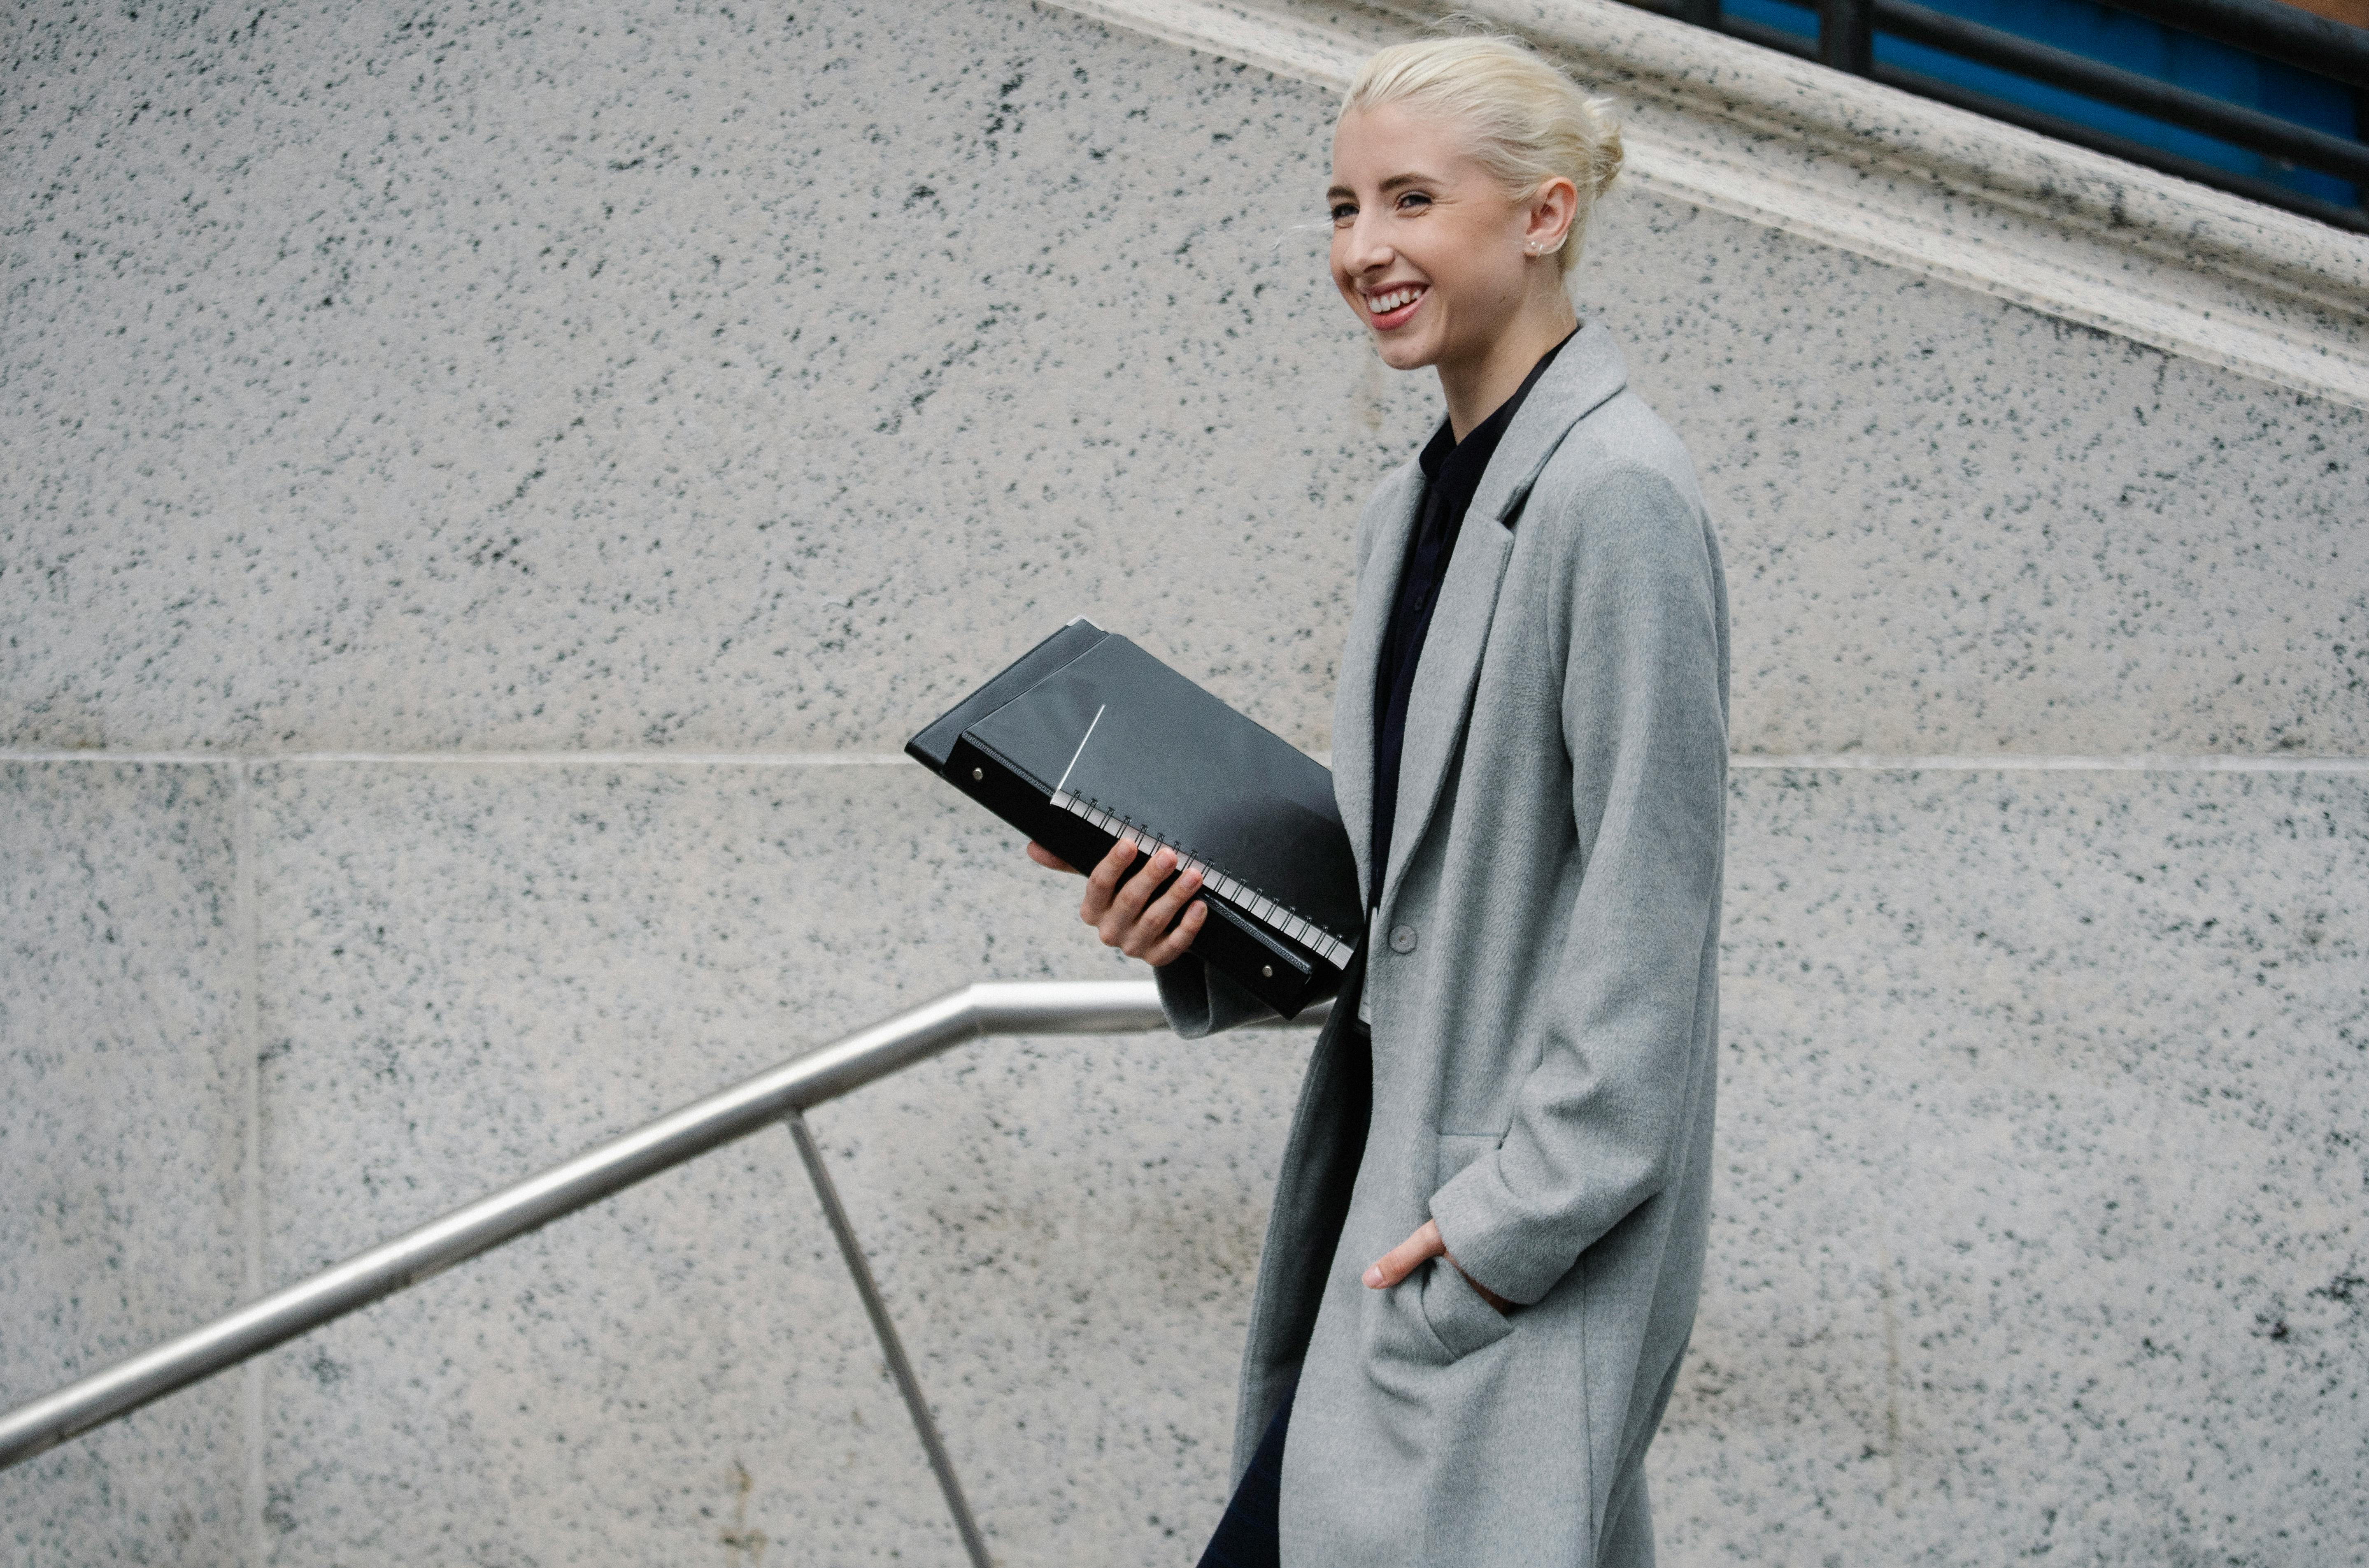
left=1389, top=923, right=1417, bottom=954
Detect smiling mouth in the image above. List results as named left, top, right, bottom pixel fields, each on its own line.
left=1365, top=283, right=1428, bottom=328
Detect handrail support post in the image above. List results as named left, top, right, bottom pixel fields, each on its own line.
left=785, top=1110, right=995, bottom=1568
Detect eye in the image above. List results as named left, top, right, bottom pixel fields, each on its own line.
left=1329, top=201, right=1357, bottom=224
left=1395, top=190, right=1432, bottom=211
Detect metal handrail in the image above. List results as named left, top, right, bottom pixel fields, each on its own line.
left=0, top=980, right=1326, bottom=1497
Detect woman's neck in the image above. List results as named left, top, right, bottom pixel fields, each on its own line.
left=1437, top=294, right=1580, bottom=443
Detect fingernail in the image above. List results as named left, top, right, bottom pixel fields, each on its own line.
left=1363, top=1266, right=1383, bottom=1288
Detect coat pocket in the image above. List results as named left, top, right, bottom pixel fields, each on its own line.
left=1415, top=1254, right=1516, bottom=1362
left=1415, top=1130, right=1517, bottom=1362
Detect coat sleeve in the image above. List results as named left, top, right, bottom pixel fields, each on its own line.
left=1153, top=950, right=1280, bottom=1039
left=1424, top=464, right=1727, bottom=1307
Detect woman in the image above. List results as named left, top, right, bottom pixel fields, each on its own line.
left=1029, top=33, right=1729, bottom=1568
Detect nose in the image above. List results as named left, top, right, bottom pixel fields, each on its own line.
left=1338, top=210, right=1394, bottom=278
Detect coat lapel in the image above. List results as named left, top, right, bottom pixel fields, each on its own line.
left=1332, top=462, right=1424, bottom=911
left=1375, top=518, right=1516, bottom=917
left=1373, top=321, right=1633, bottom=916
left=1467, top=319, right=1629, bottom=528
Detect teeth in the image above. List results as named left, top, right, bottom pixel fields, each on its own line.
left=1368, top=285, right=1423, bottom=315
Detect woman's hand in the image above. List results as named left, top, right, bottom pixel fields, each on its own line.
left=1026, top=839, right=1208, bottom=967
left=1363, top=1219, right=1515, bottom=1316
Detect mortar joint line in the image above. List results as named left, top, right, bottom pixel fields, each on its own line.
left=2, top=748, right=2362, bottom=773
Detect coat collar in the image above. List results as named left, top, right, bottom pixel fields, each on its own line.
left=1332, top=319, right=1632, bottom=913
left=1469, top=317, right=1631, bottom=527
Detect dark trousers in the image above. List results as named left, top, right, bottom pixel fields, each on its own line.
left=1194, top=1375, right=1297, bottom=1568
left=1197, top=992, right=1372, bottom=1567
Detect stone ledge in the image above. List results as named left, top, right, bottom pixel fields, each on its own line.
left=1036, top=0, right=2369, bottom=409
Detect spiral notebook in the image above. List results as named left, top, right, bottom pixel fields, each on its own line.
left=906, top=619, right=1361, bottom=1018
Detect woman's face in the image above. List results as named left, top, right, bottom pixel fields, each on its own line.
left=1327, top=100, right=1537, bottom=374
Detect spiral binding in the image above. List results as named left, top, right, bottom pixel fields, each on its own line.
left=1048, top=789, right=1356, bottom=969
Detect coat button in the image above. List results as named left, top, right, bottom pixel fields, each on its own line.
left=1389, top=923, right=1417, bottom=954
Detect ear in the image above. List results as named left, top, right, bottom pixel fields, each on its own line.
left=1523, top=175, right=1580, bottom=256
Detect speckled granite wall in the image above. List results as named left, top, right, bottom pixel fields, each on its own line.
left=0, top=764, right=252, bottom=1563
left=1684, top=766, right=2367, bottom=1563
left=3, top=0, right=2362, bottom=1564
left=7, top=2, right=2362, bottom=760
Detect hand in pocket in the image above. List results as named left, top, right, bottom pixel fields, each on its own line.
left=1361, top=1218, right=1514, bottom=1315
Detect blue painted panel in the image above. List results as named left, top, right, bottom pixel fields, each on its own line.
left=1721, top=0, right=2361, bottom=207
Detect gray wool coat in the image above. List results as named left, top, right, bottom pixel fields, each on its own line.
left=1157, top=319, right=1730, bottom=1568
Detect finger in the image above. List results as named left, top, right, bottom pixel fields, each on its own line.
left=1101, top=844, right=1175, bottom=941
left=1137, top=891, right=1209, bottom=967
left=1080, top=838, right=1140, bottom=924
left=1140, top=897, right=1209, bottom=967
left=1363, top=1221, right=1445, bottom=1289
left=1121, top=863, right=1204, bottom=958
left=1026, top=841, right=1079, bottom=874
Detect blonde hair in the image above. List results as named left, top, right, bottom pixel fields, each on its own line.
left=1343, top=32, right=1624, bottom=275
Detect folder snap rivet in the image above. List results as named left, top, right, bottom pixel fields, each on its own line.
left=1262, top=965, right=1274, bottom=978
left=971, top=767, right=984, bottom=782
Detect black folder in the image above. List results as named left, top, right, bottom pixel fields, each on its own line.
left=907, top=619, right=1361, bottom=1018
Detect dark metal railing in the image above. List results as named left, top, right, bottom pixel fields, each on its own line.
left=1627, top=0, right=2369, bottom=232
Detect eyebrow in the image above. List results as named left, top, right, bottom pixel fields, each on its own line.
left=1324, top=172, right=1439, bottom=201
